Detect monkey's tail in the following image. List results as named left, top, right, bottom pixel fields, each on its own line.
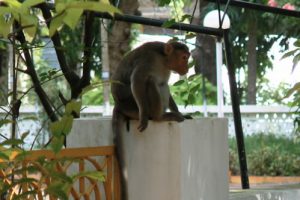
left=112, top=107, right=128, bottom=200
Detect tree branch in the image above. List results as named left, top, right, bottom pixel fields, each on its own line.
left=15, top=23, right=58, bottom=122
left=76, top=12, right=95, bottom=98
left=39, top=3, right=80, bottom=90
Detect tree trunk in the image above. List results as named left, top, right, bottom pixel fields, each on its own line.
left=108, top=0, right=140, bottom=76
left=191, top=0, right=217, bottom=86
left=246, top=21, right=258, bottom=105
left=0, top=47, right=9, bottom=106
left=192, top=36, right=217, bottom=85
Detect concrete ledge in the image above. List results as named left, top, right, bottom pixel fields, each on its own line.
left=231, top=175, right=300, bottom=185
left=69, top=118, right=229, bottom=200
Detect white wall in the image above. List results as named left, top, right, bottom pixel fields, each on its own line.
left=68, top=118, right=229, bottom=200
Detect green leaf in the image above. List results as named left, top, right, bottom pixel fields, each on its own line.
left=173, top=79, right=185, bottom=86
left=284, top=82, right=300, bottom=98
left=185, top=32, right=196, bottom=40
left=21, top=116, right=38, bottom=121
left=281, top=49, right=299, bottom=60
left=21, top=0, right=44, bottom=9
left=81, top=81, right=103, bottom=96
left=50, top=121, right=61, bottom=137
left=2, top=0, right=21, bottom=8
left=16, top=178, right=38, bottom=185
left=0, top=7, right=12, bottom=15
left=21, top=15, right=38, bottom=42
left=292, top=53, right=300, bottom=69
left=46, top=182, right=70, bottom=200
left=181, top=14, right=191, bottom=22
left=187, top=93, right=196, bottom=104
left=0, top=162, right=8, bottom=169
left=0, top=119, right=13, bottom=127
left=294, top=40, right=300, bottom=47
left=187, top=74, right=199, bottom=80
left=73, top=171, right=105, bottom=182
left=61, top=115, right=74, bottom=135
left=0, top=151, right=9, bottom=161
left=190, top=85, right=200, bottom=94
left=157, top=0, right=171, bottom=6
left=0, top=148, right=19, bottom=160
left=65, top=100, right=82, bottom=116
left=0, top=17, right=12, bottom=38
left=188, top=60, right=195, bottom=68
left=50, top=115, right=73, bottom=137
left=63, top=8, right=83, bottom=30
left=68, top=1, right=121, bottom=15
left=48, top=69, right=59, bottom=76
left=162, top=18, right=176, bottom=28
left=55, top=2, right=66, bottom=13
left=21, top=131, right=30, bottom=141
left=50, top=135, right=64, bottom=154
left=49, top=12, right=66, bottom=37
left=49, top=171, right=73, bottom=184
left=0, top=139, right=24, bottom=146
left=6, top=164, right=39, bottom=176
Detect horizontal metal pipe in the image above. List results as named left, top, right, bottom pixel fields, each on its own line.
left=206, top=0, right=300, bottom=18
left=95, top=12, right=224, bottom=37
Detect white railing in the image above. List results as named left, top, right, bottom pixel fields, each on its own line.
left=0, top=105, right=298, bottom=146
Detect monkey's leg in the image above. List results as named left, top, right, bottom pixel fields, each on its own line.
left=116, top=96, right=140, bottom=120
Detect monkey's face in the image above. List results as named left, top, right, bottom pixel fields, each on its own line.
left=169, top=50, right=190, bottom=75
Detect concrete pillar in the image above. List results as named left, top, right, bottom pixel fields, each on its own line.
left=69, top=118, right=229, bottom=200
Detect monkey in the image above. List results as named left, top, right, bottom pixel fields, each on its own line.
left=111, top=41, right=191, bottom=200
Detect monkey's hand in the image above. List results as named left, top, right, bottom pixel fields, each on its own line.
left=137, top=117, right=148, bottom=132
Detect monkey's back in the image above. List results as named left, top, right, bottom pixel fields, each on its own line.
left=111, top=41, right=174, bottom=108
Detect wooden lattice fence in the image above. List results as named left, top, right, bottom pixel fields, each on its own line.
left=0, top=146, right=120, bottom=200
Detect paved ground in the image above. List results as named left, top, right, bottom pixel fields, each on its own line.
left=230, top=183, right=300, bottom=200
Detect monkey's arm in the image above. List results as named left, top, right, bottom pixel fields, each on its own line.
left=169, top=95, right=180, bottom=113
left=131, top=69, right=150, bottom=132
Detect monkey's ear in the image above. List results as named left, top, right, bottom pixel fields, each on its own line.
left=164, top=43, right=174, bottom=55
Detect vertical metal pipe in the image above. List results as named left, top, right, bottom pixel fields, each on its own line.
left=223, top=29, right=249, bottom=189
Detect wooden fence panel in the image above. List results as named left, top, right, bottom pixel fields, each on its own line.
left=0, top=146, right=120, bottom=200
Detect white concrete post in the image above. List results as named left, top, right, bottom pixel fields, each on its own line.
left=69, top=118, right=229, bottom=200
left=216, top=41, right=224, bottom=117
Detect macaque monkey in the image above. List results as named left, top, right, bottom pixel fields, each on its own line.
left=111, top=41, right=191, bottom=200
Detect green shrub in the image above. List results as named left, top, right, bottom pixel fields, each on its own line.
left=229, top=133, right=300, bottom=176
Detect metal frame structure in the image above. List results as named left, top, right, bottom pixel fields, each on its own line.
left=94, top=0, right=300, bottom=189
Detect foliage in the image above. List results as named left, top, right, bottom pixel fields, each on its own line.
left=282, top=39, right=300, bottom=136
left=229, top=133, right=300, bottom=176
left=282, top=40, right=300, bottom=73
left=0, top=0, right=120, bottom=39
left=201, top=0, right=300, bottom=104
left=170, top=74, right=217, bottom=107
left=0, top=0, right=121, bottom=121
left=49, top=100, right=81, bottom=153
left=0, top=100, right=107, bottom=198
left=0, top=152, right=105, bottom=199
left=0, top=0, right=119, bottom=198
left=256, top=78, right=291, bottom=105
